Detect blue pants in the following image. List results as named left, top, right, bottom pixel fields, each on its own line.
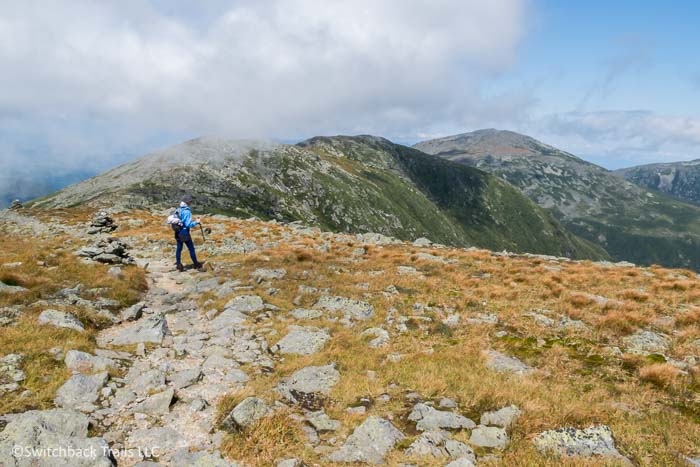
left=175, top=232, right=198, bottom=265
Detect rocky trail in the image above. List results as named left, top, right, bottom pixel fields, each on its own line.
left=1, top=209, right=700, bottom=465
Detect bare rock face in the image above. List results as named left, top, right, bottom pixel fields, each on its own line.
left=327, top=416, right=405, bottom=464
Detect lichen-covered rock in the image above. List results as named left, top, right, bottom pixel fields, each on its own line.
left=0, top=353, right=25, bottom=394
left=623, top=330, right=670, bottom=355
left=65, top=350, right=116, bottom=374
left=327, top=416, right=405, bottom=464
left=306, top=410, right=341, bottom=432
left=251, top=268, right=287, bottom=282
left=276, top=364, right=340, bottom=410
left=361, top=327, right=390, bottom=348
left=533, top=425, right=629, bottom=460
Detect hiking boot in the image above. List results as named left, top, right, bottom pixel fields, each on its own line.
left=194, top=262, right=204, bottom=270
left=176, top=263, right=185, bottom=272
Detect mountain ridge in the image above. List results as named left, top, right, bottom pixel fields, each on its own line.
left=31, top=134, right=606, bottom=260
left=416, top=129, right=700, bottom=270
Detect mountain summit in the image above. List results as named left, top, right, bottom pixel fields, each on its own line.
left=32, top=135, right=604, bottom=260
left=416, top=130, right=700, bottom=270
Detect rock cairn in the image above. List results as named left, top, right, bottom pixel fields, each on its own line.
left=77, top=237, right=134, bottom=265
left=88, top=211, right=117, bottom=234
left=9, top=199, right=23, bottom=210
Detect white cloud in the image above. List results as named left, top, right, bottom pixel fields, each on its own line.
left=541, top=110, right=700, bottom=168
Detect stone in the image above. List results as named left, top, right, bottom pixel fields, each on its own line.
left=306, top=410, right=341, bottom=432
left=0, top=282, right=28, bottom=294
left=327, top=416, right=405, bottom=464
left=445, top=457, right=477, bottom=467
left=224, top=295, right=265, bottom=314
left=221, top=397, right=271, bottom=431
left=397, top=266, right=420, bottom=275
left=55, top=372, right=109, bottom=412
left=413, top=237, right=433, bottom=247
left=0, top=353, right=25, bottom=394
left=0, top=306, right=22, bottom=326
left=0, top=408, right=113, bottom=466
left=480, top=405, right=522, bottom=428
left=313, top=295, right=375, bottom=321
left=469, top=425, right=509, bottom=450
left=252, top=268, right=287, bottom=282
left=65, top=350, right=116, bottom=374
left=132, top=388, right=174, bottom=415
left=361, top=327, right=390, bottom=348
left=406, top=430, right=450, bottom=457
left=277, top=363, right=340, bottom=410
left=121, top=301, right=146, bottom=321
left=168, top=367, right=202, bottom=389
left=408, top=403, right=475, bottom=431
left=623, top=330, right=670, bottom=355
left=97, top=314, right=169, bottom=346
left=277, top=458, right=304, bottom=467
left=533, top=425, right=629, bottom=460
left=290, top=308, right=323, bottom=320
left=483, top=350, right=533, bottom=375
left=171, top=450, right=236, bottom=467
left=37, top=309, right=85, bottom=332
left=126, top=427, right=186, bottom=457
left=272, top=326, right=330, bottom=355
left=439, top=398, right=458, bottom=409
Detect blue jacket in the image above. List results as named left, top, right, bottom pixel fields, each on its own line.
left=178, top=206, right=199, bottom=231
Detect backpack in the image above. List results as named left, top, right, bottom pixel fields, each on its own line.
left=167, top=208, right=184, bottom=233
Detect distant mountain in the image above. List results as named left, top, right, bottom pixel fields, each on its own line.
left=32, top=135, right=606, bottom=259
left=615, top=160, right=700, bottom=205
left=415, top=129, right=700, bottom=270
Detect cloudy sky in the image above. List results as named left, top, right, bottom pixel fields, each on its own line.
left=1, top=0, right=699, bottom=201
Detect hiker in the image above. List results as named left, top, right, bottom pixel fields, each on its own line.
left=171, top=195, right=203, bottom=271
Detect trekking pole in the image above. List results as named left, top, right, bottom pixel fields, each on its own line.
left=199, top=223, right=206, bottom=242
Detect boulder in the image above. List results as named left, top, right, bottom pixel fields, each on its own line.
left=313, top=295, right=375, bottom=321
left=224, top=295, right=265, bottom=314
left=327, top=416, right=405, bottom=464
left=480, top=405, right=522, bottom=428
left=55, top=372, right=109, bottom=412
left=168, top=367, right=202, bottom=390
left=623, top=330, right=670, bottom=355
left=132, top=388, right=174, bottom=415
left=361, top=327, right=390, bottom=348
left=533, top=425, right=629, bottom=460
left=251, top=268, right=287, bottom=282
left=0, top=409, right=113, bottom=466
left=277, top=364, right=340, bottom=410
left=469, top=425, right=509, bottom=450
left=221, top=397, right=271, bottom=431
left=64, top=350, right=116, bottom=374
left=97, top=315, right=169, bottom=346
left=271, top=326, right=329, bottom=355
left=408, top=403, right=476, bottom=431
left=37, top=309, right=85, bottom=332
left=483, top=350, right=533, bottom=375
left=121, top=301, right=146, bottom=321
left=0, top=282, right=28, bottom=294
left=306, top=410, right=341, bottom=432
left=0, top=353, right=25, bottom=394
